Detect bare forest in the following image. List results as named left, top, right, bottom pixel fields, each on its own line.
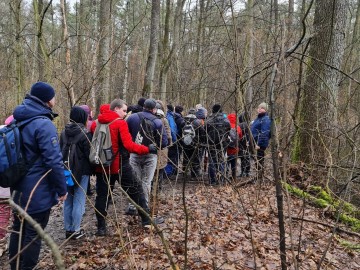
left=1, top=0, right=360, bottom=269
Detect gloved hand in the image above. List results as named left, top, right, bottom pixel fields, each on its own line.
left=148, top=144, right=157, bottom=154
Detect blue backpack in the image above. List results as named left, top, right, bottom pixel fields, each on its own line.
left=0, top=118, right=40, bottom=188
left=166, top=111, right=178, bottom=142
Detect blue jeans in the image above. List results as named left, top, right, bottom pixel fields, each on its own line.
left=63, top=175, right=89, bottom=232
left=130, top=153, right=157, bottom=206
left=9, top=209, right=50, bottom=270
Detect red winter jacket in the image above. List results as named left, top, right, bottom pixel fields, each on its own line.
left=227, top=113, right=243, bottom=155
left=91, top=104, right=149, bottom=174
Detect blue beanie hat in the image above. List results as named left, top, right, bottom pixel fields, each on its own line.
left=30, top=82, right=55, bottom=102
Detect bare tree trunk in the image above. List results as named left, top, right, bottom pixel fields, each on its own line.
left=142, top=0, right=160, bottom=96
left=10, top=0, right=25, bottom=104
left=122, top=0, right=130, bottom=100
left=295, top=0, right=348, bottom=168
left=96, top=0, right=111, bottom=109
left=60, top=0, right=75, bottom=106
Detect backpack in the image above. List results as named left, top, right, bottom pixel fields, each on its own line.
left=135, top=112, right=156, bottom=147
left=166, top=112, right=178, bottom=142
left=205, top=114, right=230, bottom=146
left=228, top=128, right=239, bottom=148
left=182, top=114, right=196, bottom=146
left=0, top=118, right=41, bottom=188
left=89, top=119, right=119, bottom=166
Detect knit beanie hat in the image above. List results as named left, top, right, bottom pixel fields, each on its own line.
left=258, top=102, right=268, bottom=111
left=30, top=82, right=55, bottom=102
left=195, top=108, right=206, bottom=119
left=212, top=104, right=222, bottom=113
left=144, top=98, right=157, bottom=110
left=137, top=97, right=146, bottom=107
left=70, top=106, right=88, bottom=125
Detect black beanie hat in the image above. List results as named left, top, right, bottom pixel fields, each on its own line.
left=30, top=82, right=55, bottom=102
left=143, top=98, right=157, bottom=110
left=137, top=97, right=146, bottom=107
left=212, top=104, right=222, bottom=113
left=70, top=106, right=88, bottom=125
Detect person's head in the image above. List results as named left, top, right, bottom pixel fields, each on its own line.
left=137, top=97, right=146, bottom=107
left=167, top=104, right=174, bottom=112
left=212, top=104, right=222, bottom=114
left=30, top=81, right=56, bottom=108
left=239, top=112, right=249, bottom=123
left=143, top=98, right=157, bottom=114
left=156, top=100, right=165, bottom=111
left=70, top=106, right=88, bottom=125
left=110, top=99, right=128, bottom=119
left=175, top=105, right=183, bottom=114
left=79, top=105, right=93, bottom=120
left=188, top=108, right=196, bottom=115
left=195, top=104, right=203, bottom=110
left=257, top=102, right=268, bottom=114
left=195, top=108, right=206, bottom=119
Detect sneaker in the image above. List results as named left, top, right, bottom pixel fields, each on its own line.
left=125, top=204, right=138, bottom=216
left=142, top=216, right=165, bottom=227
left=72, top=229, right=86, bottom=240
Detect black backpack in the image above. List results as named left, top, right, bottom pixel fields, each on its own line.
left=135, top=112, right=156, bottom=147
left=205, top=114, right=230, bottom=146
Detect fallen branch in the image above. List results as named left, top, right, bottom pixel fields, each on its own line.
left=287, top=216, right=360, bottom=238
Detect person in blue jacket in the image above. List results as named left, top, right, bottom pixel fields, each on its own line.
left=9, top=82, right=67, bottom=270
left=251, top=102, right=271, bottom=179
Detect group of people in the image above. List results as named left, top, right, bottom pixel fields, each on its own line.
left=2, top=81, right=271, bottom=269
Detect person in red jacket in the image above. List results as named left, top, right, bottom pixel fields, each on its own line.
left=91, top=99, right=158, bottom=236
left=227, top=113, right=243, bottom=180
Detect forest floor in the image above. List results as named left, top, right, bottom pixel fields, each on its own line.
left=1, top=170, right=360, bottom=269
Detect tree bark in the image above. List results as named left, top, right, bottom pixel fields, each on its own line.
left=142, top=0, right=160, bottom=97
left=295, top=0, right=348, bottom=168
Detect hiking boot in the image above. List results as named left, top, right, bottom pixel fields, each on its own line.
left=96, top=220, right=107, bottom=236
left=142, top=216, right=165, bottom=227
left=125, top=204, right=137, bottom=216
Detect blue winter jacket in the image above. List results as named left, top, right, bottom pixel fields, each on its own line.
left=251, top=112, right=271, bottom=149
left=12, top=94, right=67, bottom=214
left=126, top=110, right=168, bottom=149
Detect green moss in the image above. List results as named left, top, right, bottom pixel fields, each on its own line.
left=284, top=182, right=360, bottom=232
left=338, top=239, right=360, bottom=251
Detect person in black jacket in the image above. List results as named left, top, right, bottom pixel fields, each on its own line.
left=238, top=112, right=253, bottom=177
left=60, top=106, right=92, bottom=240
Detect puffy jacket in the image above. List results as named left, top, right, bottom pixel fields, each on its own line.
left=126, top=110, right=168, bottom=148
left=12, top=95, right=67, bottom=214
left=227, top=113, right=243, bottom=155
left=251, top=112, right=271, bottom=149
left=91, top=106, right=149, bottom=174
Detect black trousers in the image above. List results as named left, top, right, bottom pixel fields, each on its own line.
left=239, top=148, right=251, bottom=175
left=9, top=209, right=51, bottom=270
left=183, top=146, right=201, bottom=177
left=95, top=160, right=149, bottom=225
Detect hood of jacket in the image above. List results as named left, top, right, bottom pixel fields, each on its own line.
left=13, top=94, right=57, bottom=121
left=97, top=109, right=120, bottom=124
left=227, top=113, right=237, bottom=128
left=64, top=122, right=86, bottom=138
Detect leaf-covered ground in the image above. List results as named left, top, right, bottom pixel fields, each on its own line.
left=1, top=176, right=360, bottom=269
